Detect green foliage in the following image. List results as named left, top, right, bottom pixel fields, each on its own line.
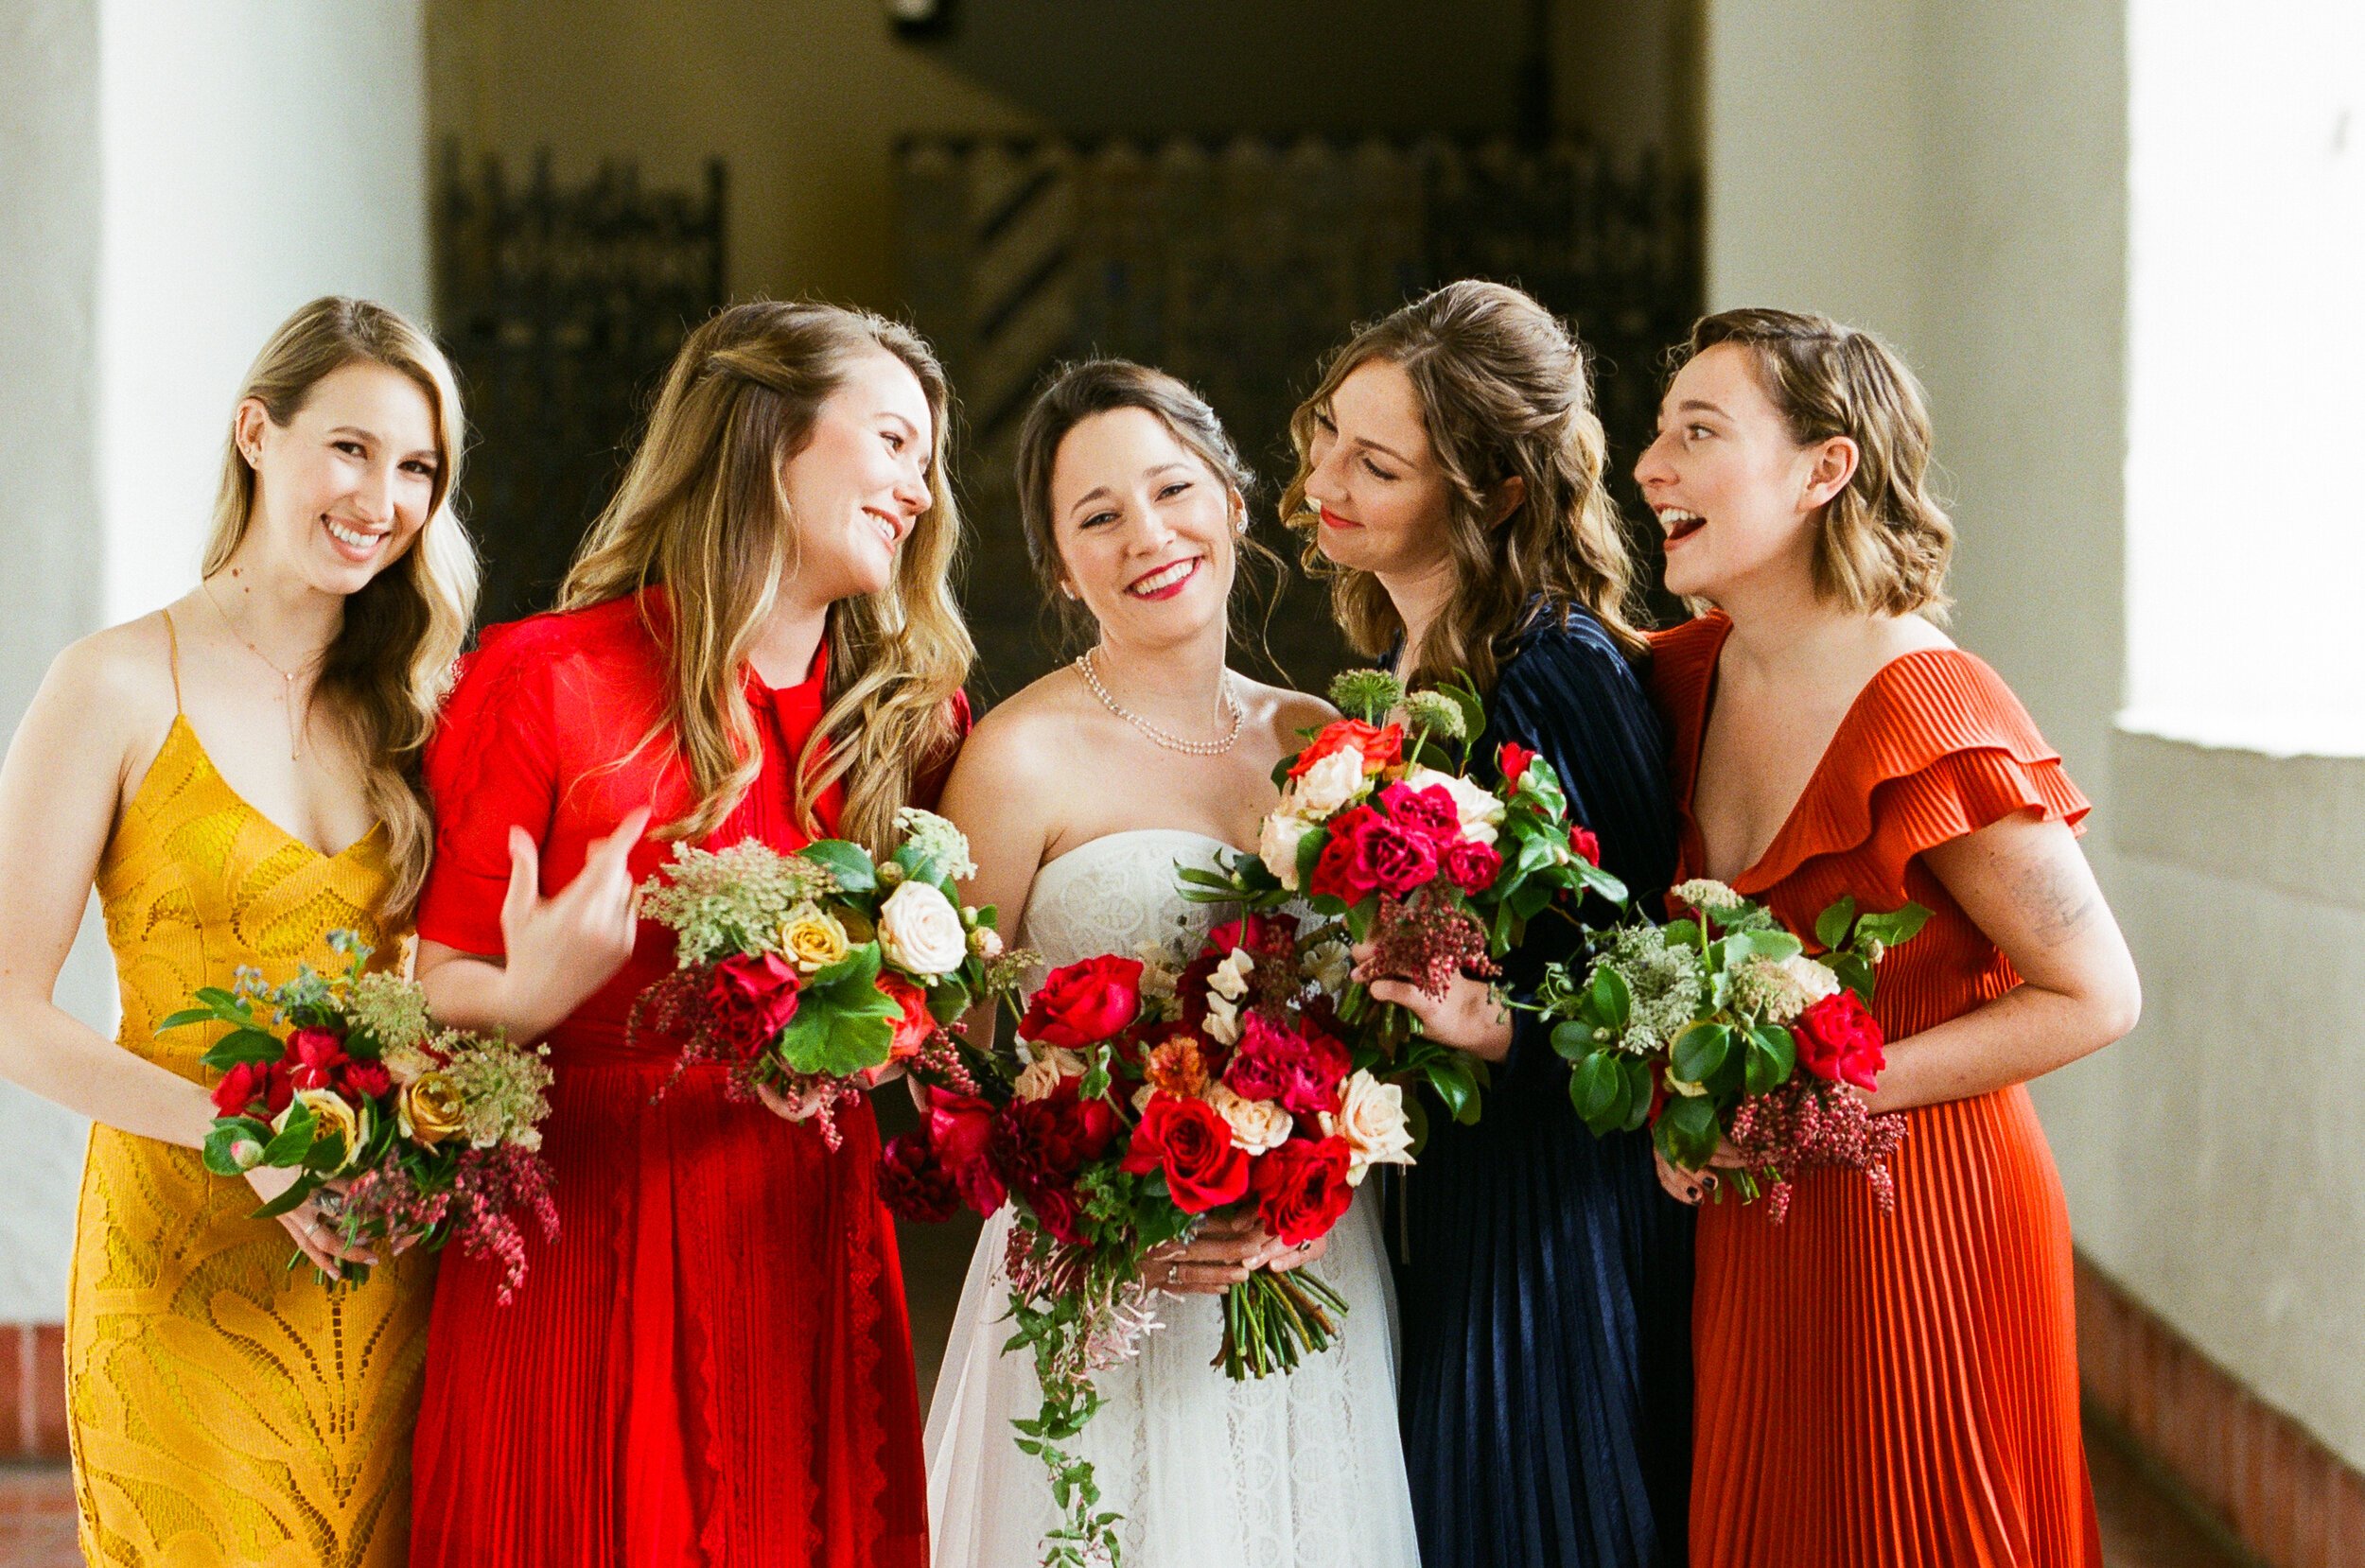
left=772, top=944, right=900, bottom=1075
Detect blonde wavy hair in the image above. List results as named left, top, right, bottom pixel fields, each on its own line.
left=203, top=295, right=480, bottom=922
left=1281, top=280, right=1642, bottom=697
left=560, top=300, right=972, bottom=849
left=1680, top=308, right=1953, bottom=619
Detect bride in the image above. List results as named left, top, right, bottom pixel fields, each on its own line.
left=925, top=359, right=1422, bottom=1567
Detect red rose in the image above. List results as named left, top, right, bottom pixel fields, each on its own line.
left=877, top=1129, right=962, bottom=1223
left=1440, top=837, right=1503, bottom=895
left=1307, top=806, right=1382, bottom=902
left=1252, top=1135, right=1355, bottom=1246
left=1222, top=1013, right=1353, bottom=1118
left=1344, top=810, right=1439, bottom=898
left=927, top=1090, right=1007, bottom=1214
left=705, top=952, right=802, bottom=1058
left=342, top=1060, right=394, bottom=1101
left=1287, top=719, right=1403, bottom=781
left=1020, top=955, right=1144, bottom=1049
left=991, top=1080, right=1120, bottom=1197
left=210, top=1059, right=274, bottom=1117
left=1569, top=826, right=1602, bottom=867
left=1025, top=1183, right=1088, bottom=1246
left=1376, top=781, right=1462, bottom=845
left=1793, top=989, right=1886, bottom=1092
left=878, top=973, right=937, bottom=1061
left=1121, top=1094, right=1251, bottom=1213
left=286, top=1027, right=349, bottom=1090
left=1498, top=741, right=1538, bottom=787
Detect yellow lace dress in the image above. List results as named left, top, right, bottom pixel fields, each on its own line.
left=66, top=638, right=434, bottom=1568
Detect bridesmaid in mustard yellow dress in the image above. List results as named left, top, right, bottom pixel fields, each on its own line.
left=0, top=297, right=479, bottom=1567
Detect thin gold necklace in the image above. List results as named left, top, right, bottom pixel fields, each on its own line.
left=201, top=578, right=325, bottom=760
left=1073, top=648, right=1244, bottom=756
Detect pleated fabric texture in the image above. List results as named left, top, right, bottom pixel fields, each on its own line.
left=1651, top=613, right=2102, bottom=1568
left=1395, top=606, right=1697, bottom=1568
left=407, top=593, right=932, bottom=1568
left=71, top=669, right=431, bottom=1567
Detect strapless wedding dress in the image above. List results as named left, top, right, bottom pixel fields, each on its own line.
left=923, top=828, right=1422, bottom=1567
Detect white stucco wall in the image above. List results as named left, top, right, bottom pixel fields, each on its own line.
left=0, top=0, right=431, bottom=1322
left=1705, top=0, right=2365, bottom=1471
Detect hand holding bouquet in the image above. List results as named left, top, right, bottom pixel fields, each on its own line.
left=631, top=808, right=1025, bottom=1148
left=182, top=932, right=557, bottom=1300
left=1537, top=881, right=1930, bottom=1221
left=1183, top=668, right=1626, bottom=1124
left=876, top=915, right=1413, bottom=1567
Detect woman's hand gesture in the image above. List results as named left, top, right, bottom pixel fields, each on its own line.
left=496, top=807, right=651, bottom=1042
left=1350, top=941, right=1515, bottom=1061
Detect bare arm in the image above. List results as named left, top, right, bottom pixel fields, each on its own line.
left=0, top=637, right=216, bottom=1146
left=1866, top=813, right=2140, bottom=1114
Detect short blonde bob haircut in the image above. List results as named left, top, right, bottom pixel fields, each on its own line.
left=1680, top=308, right=1953, bottom=619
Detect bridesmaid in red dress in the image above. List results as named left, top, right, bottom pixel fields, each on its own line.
left=1633, top=309, right=2142, bottom=1568
left=407, top=302, right=972, bottom=1567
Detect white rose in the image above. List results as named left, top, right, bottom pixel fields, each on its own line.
left=1780, top=955, right=1841, bottom=1006
left=876, top=880, right=968, bottom=976
left=1203, top=991, right=1242, bottom=1046
left=1258, top=812, right=1316, bottom=891
left=1402, top=765, right=1504, bottom=845
left=1208, top=948, right=1254, bottom=1002
left=1319, top=1071, right=1415, bottom=1186
left=1289, top=746, right=1372, bottom=819
left=1207, top=1083, right=1294, bottom=1153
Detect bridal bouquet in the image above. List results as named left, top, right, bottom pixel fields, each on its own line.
left=631, top=809, right=1023, bottom=1148
left=1535, top=881, right=1929, bottom=1221
left=181, top=931, right=557, bottom=1300
left=1182, top=667, right=1626, bottom=1125
left=878, top=917, right=1413, bottom=1566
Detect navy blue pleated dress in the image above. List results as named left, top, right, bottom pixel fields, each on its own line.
left=1393, top=604, right=1694, bottom=1568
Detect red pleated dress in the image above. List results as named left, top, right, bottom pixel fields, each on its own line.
left=1651, top=613, right=2102, bottom=1568
left=408, top=591, right=930, bottom=1567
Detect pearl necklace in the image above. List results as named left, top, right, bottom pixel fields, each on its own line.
left=1073, top=649, right=1244, bottom=757
left=202, top=579, right=325, bottom=760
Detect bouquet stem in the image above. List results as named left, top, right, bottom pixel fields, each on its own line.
left=1214, top=1268, right=1350, bottom=1380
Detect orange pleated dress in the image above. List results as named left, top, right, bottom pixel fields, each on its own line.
left=1651, top=613, right=2102, bottom=1568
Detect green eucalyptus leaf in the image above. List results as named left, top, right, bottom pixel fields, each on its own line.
left=257, top=1104, right=316, bottom=1166
left=1658, top=1092, right=1722, bottom=1167
left=199, top=1028, right=285, bottom=1071
left=774, top=944, right=901, bottom=1075
left=1814, top=896, right=1859, bottom=951
left=250, top=1176, right=316, bottom=1219
left=1590, top=964, right=1632, bottom=1029
left=1569, top=1051, right=1625, bottom=1130
left=158, top=1006, right=228, bottom=1034
left=1620, top=1056, right=1656, bottom=1132
left=1828, top=950, right=1876, bottom=1002
left=1550, top=1019, right=1598, bottom=1062
left=201, top=1117, right=272, bottom=1176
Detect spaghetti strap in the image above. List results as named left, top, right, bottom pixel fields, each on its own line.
left=162, top=609, right=184, bottom=714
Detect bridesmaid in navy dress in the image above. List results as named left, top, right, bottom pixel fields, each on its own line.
left=1281, top=281, right=1693, bottom=1568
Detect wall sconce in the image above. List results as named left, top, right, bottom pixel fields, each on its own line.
left=888, top=0, right=954, bottom=39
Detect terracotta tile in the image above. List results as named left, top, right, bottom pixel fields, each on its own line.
left=29, top=1324, right=67, bottom=1459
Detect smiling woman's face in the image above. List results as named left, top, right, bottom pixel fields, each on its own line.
left=1300, top=358, right=1457, bottom=583
left=1049, top=405, right=1238, bottom=646
left=780, top=349, right=937, bottom=606
left=1634, top=341, right=1826, bottom=603
left=236, top=359, right=442, bottom=594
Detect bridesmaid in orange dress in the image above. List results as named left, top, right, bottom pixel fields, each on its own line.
left=1633, top=308, right=2142, bottom=1568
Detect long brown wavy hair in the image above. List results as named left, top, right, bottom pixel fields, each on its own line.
left=1281, top=280, right=1642, bottom=695
left=202, top=296, right=480, bottom=921
left=560, top=300, right=972, bottom=848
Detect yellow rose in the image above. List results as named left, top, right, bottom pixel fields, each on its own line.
left=277, top=1089, right=367, bottom=1172
left=780, top=909, right=851, bottom=974
left=397, top=1071, right=467, bottom=1147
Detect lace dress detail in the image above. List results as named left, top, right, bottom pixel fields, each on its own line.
left=924, top=829, right=1421, bottom=1568
left=69, top=716, right=430, bottom=1568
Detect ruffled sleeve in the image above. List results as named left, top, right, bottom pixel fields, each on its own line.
left=1750, top=648, right=2090, bottom=906
left=1487, top=610, right=1680, bottom=1088
left=416, top=619, right=563, bottom=958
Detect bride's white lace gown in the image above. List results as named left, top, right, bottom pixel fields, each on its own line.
left=924, top=828, right=1423, bottom=1567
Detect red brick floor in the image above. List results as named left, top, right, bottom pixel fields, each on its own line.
left=0, top=1429, right=2259, bottom=1568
